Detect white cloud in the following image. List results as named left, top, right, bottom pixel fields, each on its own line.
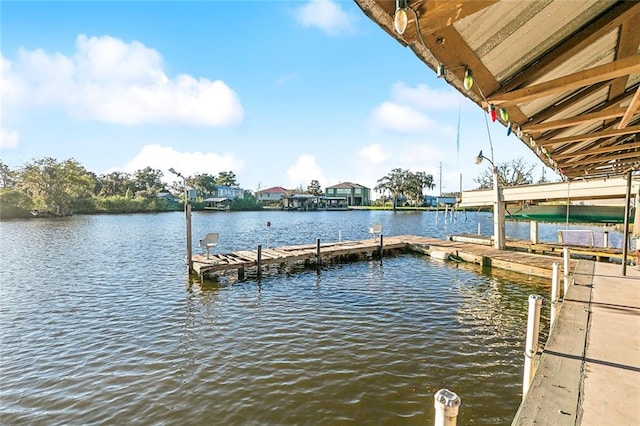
left=286, top=154, right=326, bottom=188
left=4, top=35, right=244, bottom=127
left=0, top=128, right=19, bottom=150
left=358, top=143, right=387, bottom=165
left=372, top=101, right=437, bottom=133
left=295, top=0, right=355, bottom=36
left=390, top=82, right=460, bottom=110
left=121, top=145, right=244, bottom=182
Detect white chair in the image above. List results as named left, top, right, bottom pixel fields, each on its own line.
left=199, top=233, right=219, bottom=259
left=369, top=223, right=382, bottom=241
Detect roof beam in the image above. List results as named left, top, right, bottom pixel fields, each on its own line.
left=488, top=55, right=640, bottom=106
left=501, top=1, right=640, bottom=92
left=539, top=125, right=640, bottom=147
left=618, top=86, right=640, bottom=129
left=523, top=107, right=627, bottom=133
left=411, top=0, right=498, bottom=34
left=562, top=151, right=640, bottom=168
left=553, top=141, right=640, bottom=161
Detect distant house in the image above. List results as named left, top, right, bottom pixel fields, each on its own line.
left=256, top=186, right=288, bottom=206
left=156, top=191, right=181, bottom=203
left=213, top=185, right=244, bottom=199
left=325, top=182, right=370, bottom=206
left=283, top=194, right=323, bottom=211
left=423, top=195, right=458, bottom=207
left=203, top=197, right=231, bottom=210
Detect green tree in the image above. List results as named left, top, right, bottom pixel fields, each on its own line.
left=99, top=171, right=135, bottom=197
left=0, top=160, right=17, bottom=189
left=474, top=157, right=535, bottom=189
left=375, top=168, right=409, bottom=210
left=133, top=167, right=165, bottom=197
left=17, top=157, right=94, bottom=214
left=191, top=173, right=217, bottom=199
left=405, top=171, right=435, bottom=206
left=215, top=171, right=238, bottom=187
left=307, top=179, right=323, bottom=196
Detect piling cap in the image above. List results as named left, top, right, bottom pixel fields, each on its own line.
left=434, top=388, right=461, bottom=407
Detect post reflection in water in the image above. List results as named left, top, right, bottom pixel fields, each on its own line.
left=0, top=211, right=591, bottom=425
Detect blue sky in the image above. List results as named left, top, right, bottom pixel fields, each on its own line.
left=1, top=0, right=554, bottom=195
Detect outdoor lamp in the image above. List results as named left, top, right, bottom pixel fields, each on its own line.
left=394, top=0, right=408, bottom=35
left=474, top=150, right=485, bottom=165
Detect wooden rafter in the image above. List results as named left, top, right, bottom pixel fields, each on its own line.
left=410, top=0, right=498, bottom=35
left=553, top=141, right=640, bottom=161
left=523, top=107, right=627, bottom=133
left=618, top=86, right=640, bottom=129
left=539, top=125, right=640, bottom=147
left=489, top=55, right=640, bottom=106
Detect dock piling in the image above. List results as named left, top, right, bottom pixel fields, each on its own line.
left=433, top=388, right=461, bottom=426
left=550, top=262, right=560, bottom=328
left=523, top=294, right=543, bottom=398
left=379, top=234, right=384, bottom=259
left=257, top=244, right=262, bottom=278
left=316, top=238, right=321, bottom=269
left=563, top=247, right=570, bottom=295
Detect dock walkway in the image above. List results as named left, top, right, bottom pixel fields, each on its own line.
left=513, top=261, right=640, bottom=425
left=192, top=235, right=578, bottom=281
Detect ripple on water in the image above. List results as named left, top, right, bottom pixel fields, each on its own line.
left=1, top=213, right=554, bottom=425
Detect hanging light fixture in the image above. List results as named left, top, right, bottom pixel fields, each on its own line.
left=506, top=121, right=512, bottom=136
left=488, top=104, right=497, bottom=122
left=499, top=108, right=508, bottom=122
left=436, top=64, right=445, bottom=78
left=463, top=68, right=473, bottom=90
left=516, top=126, right=523, bottom=138
left=394, top=0, right=408, bottom=35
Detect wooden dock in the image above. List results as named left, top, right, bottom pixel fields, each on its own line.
left=512, top=260, right=640, bottom=425
left=192, top=235, right=580, bottom=281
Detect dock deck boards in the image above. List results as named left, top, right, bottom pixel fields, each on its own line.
left=512, top=261, right=640, bottom=425
left=192, top=235, right=581, bottom=280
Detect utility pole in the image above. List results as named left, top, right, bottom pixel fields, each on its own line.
left=439, top=162, right=443, bottom=196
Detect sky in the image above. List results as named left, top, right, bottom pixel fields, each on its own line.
left=0, top=0, right=555, bottom=196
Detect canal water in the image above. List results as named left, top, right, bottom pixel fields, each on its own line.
left=0, top=211, right=622, bottom=424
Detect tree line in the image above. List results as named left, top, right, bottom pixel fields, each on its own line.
left=0, top=157, right=253, bottom=218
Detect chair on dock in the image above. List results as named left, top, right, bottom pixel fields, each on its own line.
left=369, top=223, right=382, bottom=241
left=199, top=233, right=219, bottom=259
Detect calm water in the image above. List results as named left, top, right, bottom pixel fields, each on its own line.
left=0, top=211, right=623, bottom=424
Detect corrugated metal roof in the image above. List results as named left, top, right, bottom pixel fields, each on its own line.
left=355, top=0, right=639, bottom=180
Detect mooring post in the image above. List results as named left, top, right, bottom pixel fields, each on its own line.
left=433, top=388, right=461, bottom=426
left=238, top=267, right=245, bottom=281
left=257, top=244, right=262, bottom=278
left=550, top=262, right=560, bottom=328
left=603, top=231, right=609, bottom=248
left=338, top=230, right=342, bottom=242
left=186, top=204, right=193, bottom=274
left=530, top=221, right=538, bottom=244
left=316, top=238, right=321, bottom=269
left=523, top=294, right=543, bottom=398
left=563, top=247, right=570, bottom=296
left=379, top=234, right=384, bottom=259
left=477, top=223, right=481, bottom=236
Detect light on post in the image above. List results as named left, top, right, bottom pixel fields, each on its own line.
left=169, top=167, right=193, bottom=273
left=473, top=151, right=505, bottom=250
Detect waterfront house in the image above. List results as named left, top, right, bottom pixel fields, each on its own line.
left=325, top=182, right=370, bottom=206
left=156, top=191, right=181, bottom=203
left=424, top=195, right=458, bottom=208
left=283, top=194, right=325, bottom=211
left=256, top=186, right=289, bottom=207
left=212, top=185, right=244, bottom=199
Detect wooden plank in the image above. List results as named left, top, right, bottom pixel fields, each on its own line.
left=512, top=264, right=593, bottom=425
